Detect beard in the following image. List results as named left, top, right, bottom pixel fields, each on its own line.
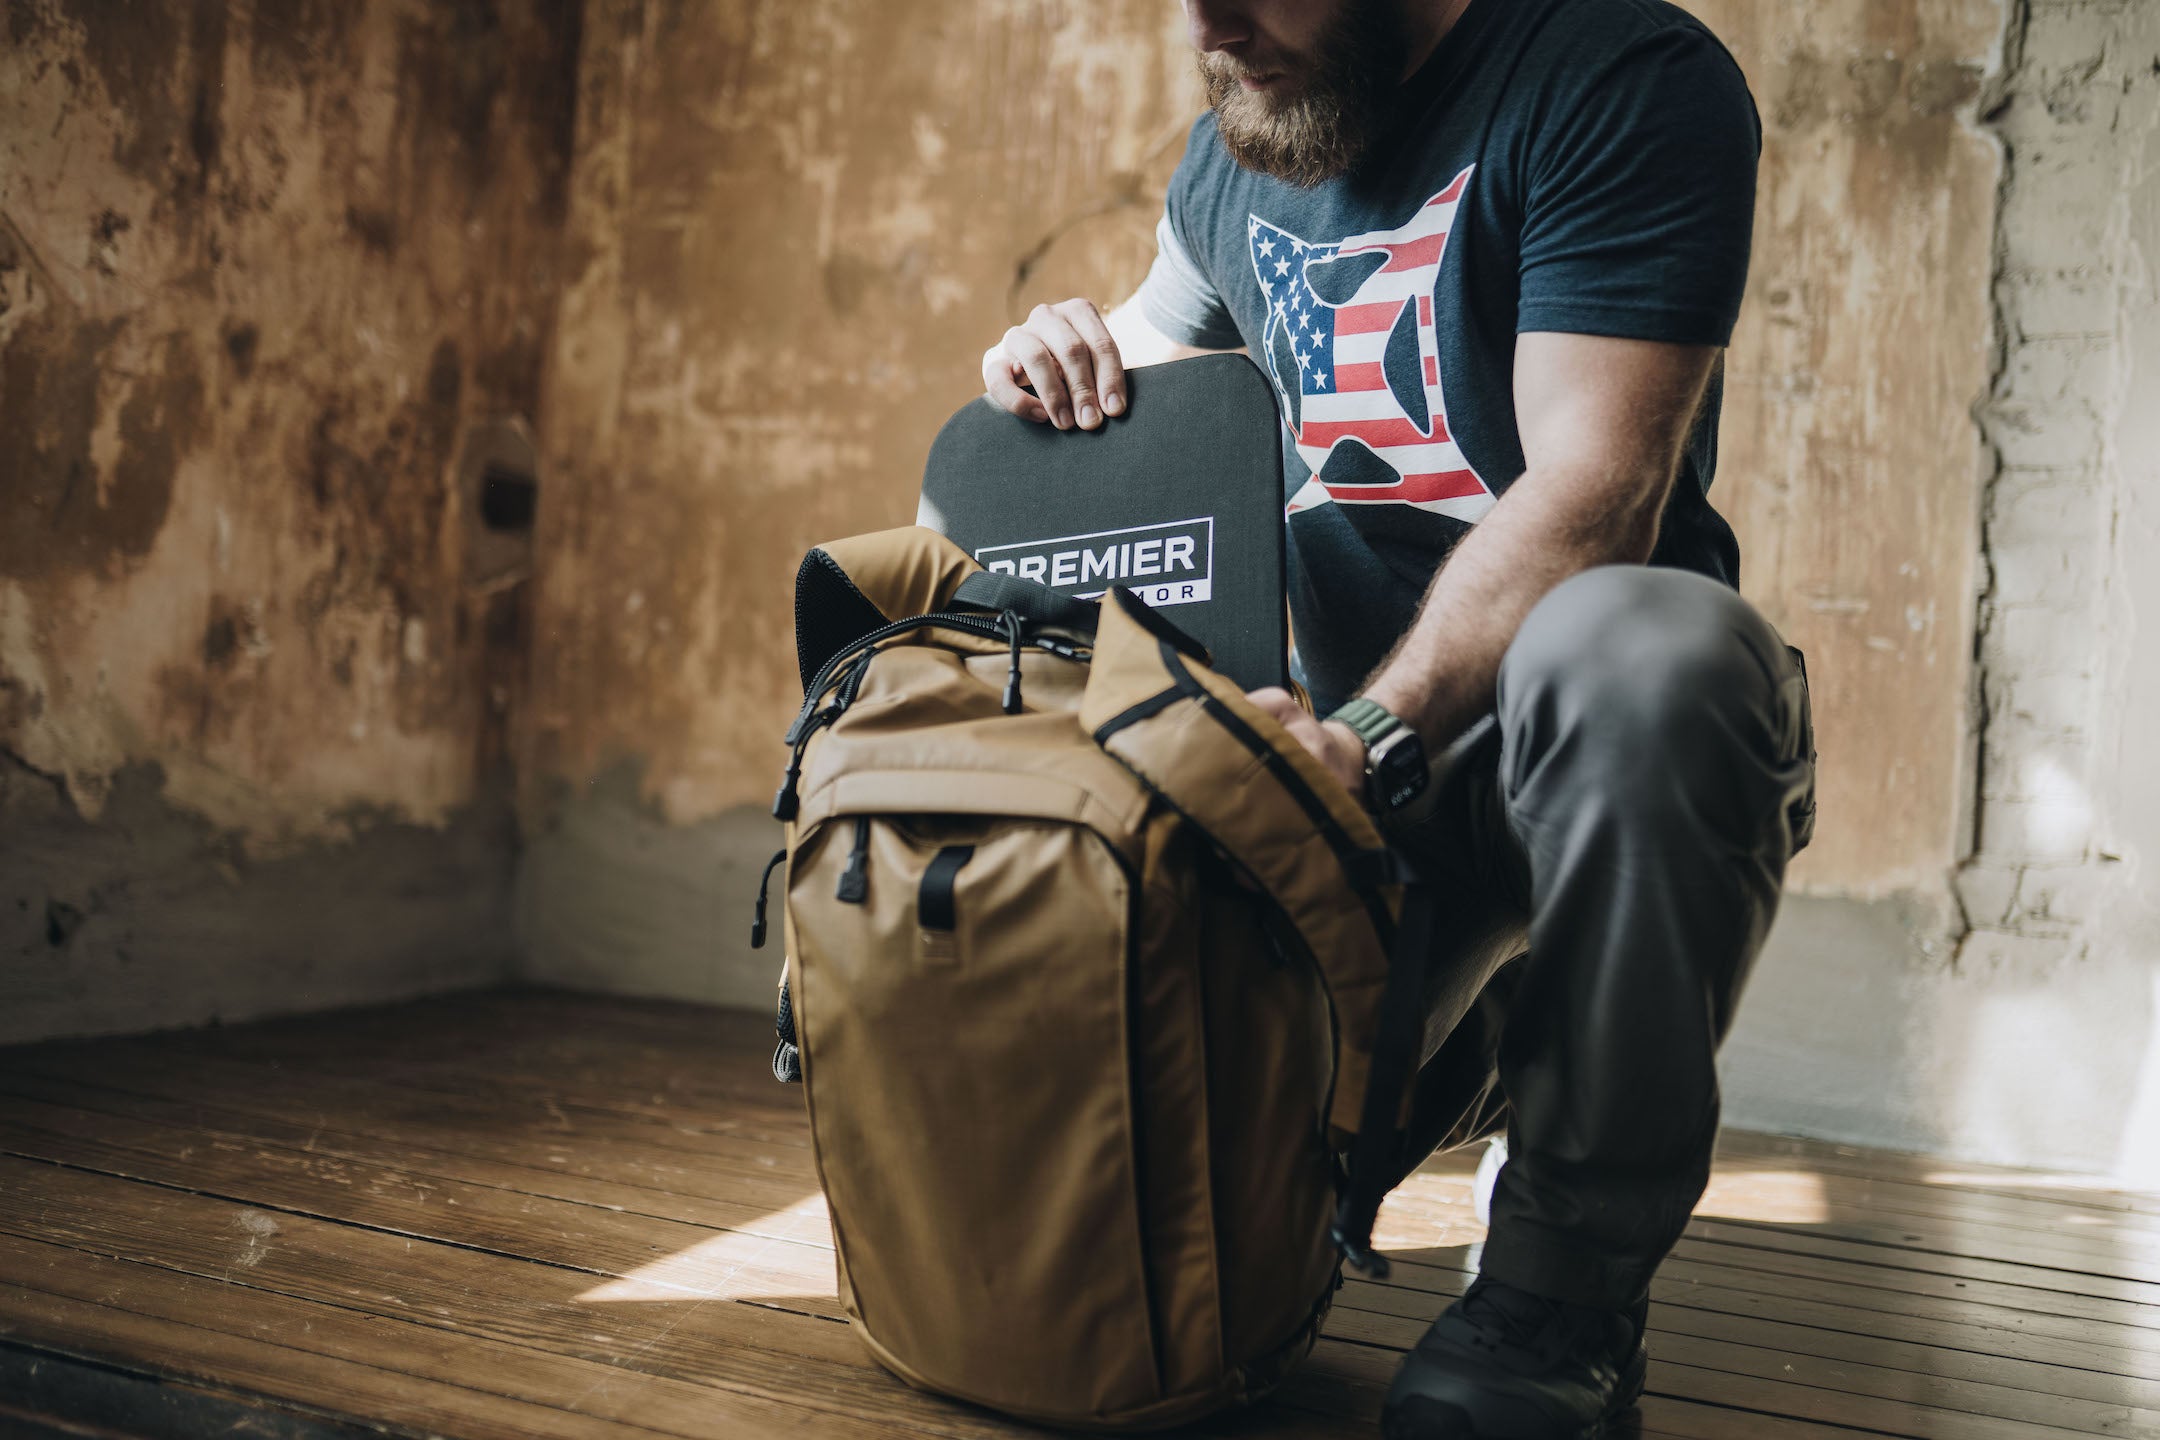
left=1199, top=0, right=1413, bottom=187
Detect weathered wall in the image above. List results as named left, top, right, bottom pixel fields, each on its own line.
left=1, top=0, right=578, bottom=1040
left=1698, top=0, right=1998, bottom=901
left=1725, top=0, right=2160, bottom=1182
left=519, top=0, right=1195, bottom=1000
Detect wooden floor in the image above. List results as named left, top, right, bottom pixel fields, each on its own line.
left=0, top=991, right=2154, bottom=1439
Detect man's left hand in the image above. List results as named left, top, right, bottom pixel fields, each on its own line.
left=1246, top=687, right=1367, bottom=799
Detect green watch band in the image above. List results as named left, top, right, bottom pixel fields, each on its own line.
left=1327, top=697, right=1404, bottom=750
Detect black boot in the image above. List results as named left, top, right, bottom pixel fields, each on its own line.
left=1382, top=1278, right=1649, bottom=1439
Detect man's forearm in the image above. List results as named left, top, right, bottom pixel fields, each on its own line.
left=1359, top=463, right=1668, bottom=747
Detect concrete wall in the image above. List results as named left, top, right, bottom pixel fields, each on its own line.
left=0, top=0, right=578, bottom=1040
left=1722, top=0, right=2160, bottom=1183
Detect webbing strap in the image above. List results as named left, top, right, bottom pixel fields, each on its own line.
left=917, top=845, right=976, bottom=932
left=1330, top=868, right=1436, bottom=1278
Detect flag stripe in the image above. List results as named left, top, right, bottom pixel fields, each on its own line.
left=1378, top=232, right=1447, bottom=272
left=1331, top=362, right=1387, bottom=392
left=1323, top=468, right=1486, bottom=504
left=1333, top=300, right=1402, bottom=335
left=1300, top=417, right=1449, bottom=450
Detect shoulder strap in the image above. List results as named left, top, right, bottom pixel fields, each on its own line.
left=1330, top=871, right=1434, bottom=1277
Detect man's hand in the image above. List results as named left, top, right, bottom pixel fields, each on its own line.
left=1247, top=687, right=1367, bottom=798
left=983, top=299, right=1129, bottom=431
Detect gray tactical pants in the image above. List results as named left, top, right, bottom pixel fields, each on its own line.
left=1387, top=564, right=1817, bottom=1310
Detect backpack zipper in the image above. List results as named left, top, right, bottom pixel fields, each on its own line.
left=775, top=611, right=1092, bottom=819
left=788, top=610, right=1090, bottom=740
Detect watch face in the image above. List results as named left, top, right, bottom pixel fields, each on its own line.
left=1369, top=729, right=1429, bottom=812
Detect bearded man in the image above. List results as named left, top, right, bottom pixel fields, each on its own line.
left=981, top=1, right=1816, bottom=1436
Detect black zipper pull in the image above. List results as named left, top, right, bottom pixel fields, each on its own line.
left=835, top=816, right=871, bottom=903
left=750, top=848, right=787, bottom=948
left=998, top=609, right=1025, bottom=714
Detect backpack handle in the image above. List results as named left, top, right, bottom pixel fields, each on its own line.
left=950, top=571, right=1099, bottom=632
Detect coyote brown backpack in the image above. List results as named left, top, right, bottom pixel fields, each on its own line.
left=753, top=526, right=1435, bottom=1431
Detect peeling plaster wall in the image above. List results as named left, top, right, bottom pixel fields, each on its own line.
left=1696, top=0, right=1998, bottom=902
left=1723, top=0, right=2160, bottom=1180
left=1, top=0, right=579, bottom=1040
left=519, top=0, right=1195, bottom=1002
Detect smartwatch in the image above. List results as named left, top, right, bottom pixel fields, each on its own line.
left=1328, top=697, right=1429, bottom=814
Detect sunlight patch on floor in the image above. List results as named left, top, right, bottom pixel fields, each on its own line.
left=1693, top=1168, right=1831, bottom=1225
left=576, top=1194, right=838, bottom=1304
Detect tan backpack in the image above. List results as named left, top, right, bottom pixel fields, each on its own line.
left=754, top=526, right=1434, bottom=1430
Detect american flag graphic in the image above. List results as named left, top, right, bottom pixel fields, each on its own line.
left=1248, top=167, right=1494, bottom=521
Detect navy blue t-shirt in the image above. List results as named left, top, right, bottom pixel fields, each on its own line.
left=1134, top=0, right=1760, bottom=712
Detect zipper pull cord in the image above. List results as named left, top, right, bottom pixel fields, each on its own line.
left=772, top=692, right=848, bottom=821
left=998, top=609, right=1025, bottom=714
left=749, top=847, right=787, bottom=949
left=771, top=737, right=811, bottom=821
left=776, top=649, right=879, bottom=819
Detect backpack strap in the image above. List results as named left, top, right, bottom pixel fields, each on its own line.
left=1331, top=865, right=1434, bottom=1278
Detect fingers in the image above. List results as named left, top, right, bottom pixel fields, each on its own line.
left=1245, top=686, right=1302, bottom=723
left=982, top=346, right=1050, bottom=423
left=981, top=299, right=1127, bottom=430
left=1055, top=299, right=1126, bottom=422
left=1003, top=322, right=1075, bottom=429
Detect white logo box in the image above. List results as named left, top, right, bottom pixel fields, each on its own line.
left=975, top=517, right=1215, bottom=610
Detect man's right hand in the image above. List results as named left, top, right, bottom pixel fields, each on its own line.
left=982, top=299, right=1128, bottom=431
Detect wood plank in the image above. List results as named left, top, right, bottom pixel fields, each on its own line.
left=1686, top=1217, right=2160, bottom=1307
left=0, top=1237, right=959, bottom=1440
left=1362, top=1227, right=2160, bottom=1336
left=0, top=1270, right=687, bottom=1440
left=1290, top=1337, right=2109, bottom=1440
left=1716, top=1130, right=2160, bottom=1220
left=0, top=1340, right=389, bottom=1440
left=0, top=1043, right=823, bottom=1198
left=1326, top=1293, right=2160, bottom=1415
left=0, top=1111, right=843, bottom=1314
left=0, top=1070, right=835, bottom=1249
left=0, top=1055, right=823, bottom=1218
left=1343, top=1265, right=2160, bottom=1382
left=122, top=1000, right=822, bottom=1152
left=1371, top=1179, right=2160, bottom=1324
left=0, top=1173, right=1029, bottom=1440
left=1375, top=1172, right=2160, bottom=1291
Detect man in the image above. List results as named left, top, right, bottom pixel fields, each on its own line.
left=983, top=1, right=1815, bottom=1436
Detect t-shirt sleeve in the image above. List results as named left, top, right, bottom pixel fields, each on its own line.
left=1132, top=116, right=1246, bottom=351
left=1515, top=28, right=1760, bottom=347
